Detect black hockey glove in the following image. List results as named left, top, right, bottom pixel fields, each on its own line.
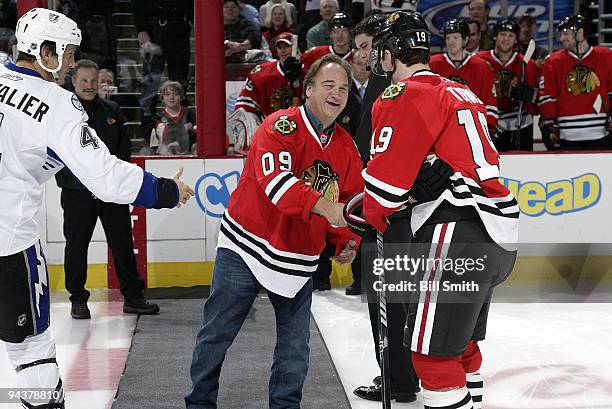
left=487, top=125, right=499, bottom=142
left=510, top=83, right=537, bottom=104
left=539, top=118, right=559, bottom=151
left=409, top=155, right=454, bottom=203
left=343, top=193, right=377, bottom=240
left=282, top=57, right=303, bottom=84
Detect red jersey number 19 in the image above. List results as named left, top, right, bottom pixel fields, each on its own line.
left=457, top=108, right=499, bottom=182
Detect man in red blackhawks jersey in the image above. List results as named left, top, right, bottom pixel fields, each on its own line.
left=363, top=11, right=518, bottom=409
left=478, top=19, right=539, bottom=151
left=429, top=19, right=498, bottom=133
left=186, top=54, right=363, bottom=409
left=234, top=31, right=303, bottom=118
left=301, top=12, right=354, bottom=73
left=229, top=32, right=304, bottom=153
left=538, top=14, right=612, bottom=150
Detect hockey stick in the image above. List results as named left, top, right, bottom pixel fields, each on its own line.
left=515, top=39, right=535, bottom=149
left=376, top=230, right=392, bottom=409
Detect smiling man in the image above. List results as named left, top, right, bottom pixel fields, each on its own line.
left=186, top=54, right=364, bottom=409
left=477, top=19, right=539, bottom=151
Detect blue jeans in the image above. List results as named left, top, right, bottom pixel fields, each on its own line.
left=186, top=248, right=313, bottom=409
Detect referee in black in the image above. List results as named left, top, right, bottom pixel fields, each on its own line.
left=56, top=59, right=159, bottom=319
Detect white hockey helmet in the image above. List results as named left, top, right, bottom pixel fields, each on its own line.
left=15, top=8, right=82, bottom=75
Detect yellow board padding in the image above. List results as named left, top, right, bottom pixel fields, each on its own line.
left=147, top=262, right=215, bottom=287
left=46, top=256, right=612, bottom=290
left=47, top=264, right=108, bottom=290
left=505, top=255, right=612, bottom=283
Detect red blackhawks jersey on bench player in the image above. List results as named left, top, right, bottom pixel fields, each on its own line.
left=362, top=71, right=519, bottom=248
left=301, top=45, right=352, bottom=73
left=429, top=53, right=498, bottom=128
left=234, top=60, right=302, bottom=117
left=478, top=50, right=538, bottom=131
left=218, top=106, right=363, bottom=297
left=538, top=46, right=612, bottom=141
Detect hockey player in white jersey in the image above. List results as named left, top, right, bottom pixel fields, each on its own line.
left=0, top=8, right=194, bottom=408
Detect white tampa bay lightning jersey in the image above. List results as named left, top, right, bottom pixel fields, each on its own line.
left=0, top=63, right=146, bottom=256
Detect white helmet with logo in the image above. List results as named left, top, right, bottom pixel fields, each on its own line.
left=15, top=8, right=81, bottom=75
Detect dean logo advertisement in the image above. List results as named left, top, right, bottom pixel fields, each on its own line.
left=499, top=173, right=601, bottom=217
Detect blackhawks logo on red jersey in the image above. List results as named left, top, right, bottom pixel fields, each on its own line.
left=273, top=115, right=297, bottom=135
left=270, top=85, right=293, bottom=112
left=381, top=82, right=406, bottom=100
left=495, top=69, right=518, bottom=99
left=566, top=65, right=601, bottom=96
left=448, top=75, right=467, bottom=86
left=299, top=160, right=339, bottom=202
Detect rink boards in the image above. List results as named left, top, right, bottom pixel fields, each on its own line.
left=38, top=153, right=612, bottom=289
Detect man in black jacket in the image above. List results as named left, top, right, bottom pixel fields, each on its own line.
left=351, top=14, right=420, bottom=403
left=56, top=59, right=159, bottom=319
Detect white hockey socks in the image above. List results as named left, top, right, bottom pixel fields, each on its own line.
left=466, top=372, right=483, bottom=408
left=423, top=386, right=473, bottom=409
left=4, top=330, right=64, bottom=408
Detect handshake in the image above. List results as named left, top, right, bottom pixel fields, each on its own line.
left=313, top=155, right=454, bottom=240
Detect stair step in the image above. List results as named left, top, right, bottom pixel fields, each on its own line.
left=113, top=0, right=132, bottom=14
left=112, top=13, right=134, bottom=26
left=114, top=25, right=138, bottom=38
left=117, top=38, right=140, bottom=49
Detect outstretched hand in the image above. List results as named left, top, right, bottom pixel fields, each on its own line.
left=330, top=240, right=357, bottom=265
left=173, top=167, right=195, bottom=208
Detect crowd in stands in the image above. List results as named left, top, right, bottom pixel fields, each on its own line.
left=0, top=1, right=607, bottom=157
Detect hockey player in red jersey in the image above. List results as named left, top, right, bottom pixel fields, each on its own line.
left=234, top=32, right=303, bottom=118
left=538, top=14, right=612, bottom=150
left=429, top=19, right=498, bottom=132
left=478, top=19, right=539, bottom=151
left=187, top=55, right=363, bottom=409
left=230, top=32, right=303, bottom=152
left=302, top=12, right=353, bottom=73
left=363, top=11, right=518, bottom=409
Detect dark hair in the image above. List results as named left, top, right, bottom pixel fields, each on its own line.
left=73, top=59, right=99, bottom=76
left=397, top=48, right=430, bottom=67
left=352, top=13, right=386, bottom=38
left=518, top=13, right=536, bottom=26
left=469, top=0, right=489, bottom=10
left=16, top=40, right=57, bottom=63
left=466, top=19, right=481, bottom=33
left=302, top=54, right=352, bottom=100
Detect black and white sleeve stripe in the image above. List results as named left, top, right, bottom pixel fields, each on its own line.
left=265, top=171, right=299, bottom=204
left=235, top=96, right=260, bottom=111
left=486, top=105, right=498, bottom=119
left=537, top=95, right=556, bottom=106
left=362, top=169, right=411, bottom=209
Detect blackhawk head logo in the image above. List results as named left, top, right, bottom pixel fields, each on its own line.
left=299, top=160, right=339, bottom=202
left=270, top=85, right=293, bottom=112
left=495, top=68, right=518, bottom=99
left=448, top=75, right=467, bottom=86
left=566, top=65, right=600, bottom=96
